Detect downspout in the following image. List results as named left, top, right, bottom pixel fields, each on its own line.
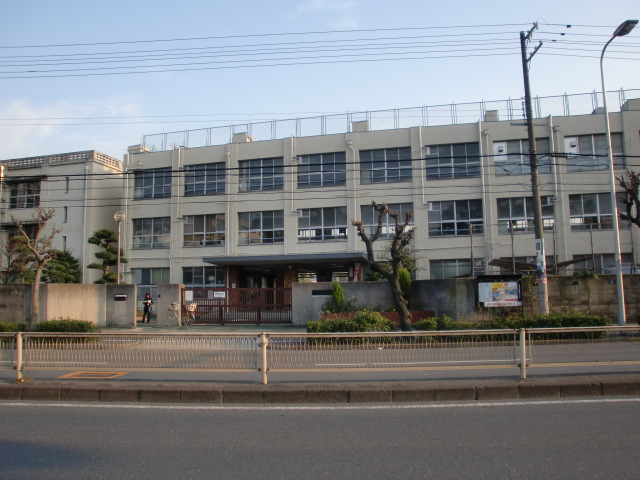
left=478, top=120, right=490, bottom=271
left=81, top=164, right=90, bottom=283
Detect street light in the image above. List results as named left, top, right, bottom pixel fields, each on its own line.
left=600, top=19, right=637, bottom=326
left=114, top=211, right=125, bottom=284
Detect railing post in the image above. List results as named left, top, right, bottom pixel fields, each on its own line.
left=260, top=333, right=268, bottom=385
left=15, top=332, right=23, bottom=382
left=519, top=328, right=527, bottom=379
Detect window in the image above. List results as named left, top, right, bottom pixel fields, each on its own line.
left=132, top=217, right=171, bottom=248
left=428, top=199, right=483, bottom=237
left=238, top=210, right=284, bottom=244
left=572, top=253, right=634, bottom=275
left=3, top=224, right=37, bottom=242
left=569, top=193, right=628, bottom=231
left=297, top=152, right=346, bottom=188
left=298, top=206, right=348, bottom=241
left=430, top=259, right=486, bottom=279
left=497, top=196, right=554, bottom=234
left=494, top=138, right=551, bottom=176
left=360, top=147, right=412, bottom=184
left=359, top=203, right=414, bottom=238
left=134, top=168, right=171, bottom=199
left=9, top=180, right=40, bottom=208
left=65, top=177, right=70, bottom=193
left=133, top=268, right=170, bottom=284
left=425, top=143, right=480, bottom=180
left=183, top=266, right=224, bottom=286
left=185, top=162, right=225, bottom=196
left=564, top=133, right=624, bottom=172
left=63, top=206, right=68, bottom=223
left=239, top=157, right=284, bottom=192
left=183, top=214, right=225, bottom=246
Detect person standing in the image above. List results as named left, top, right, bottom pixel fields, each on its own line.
left=142, top=293, right=153, bottom=323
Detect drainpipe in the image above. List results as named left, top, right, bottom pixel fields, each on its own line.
left=81, top=164, right=90, bottom=283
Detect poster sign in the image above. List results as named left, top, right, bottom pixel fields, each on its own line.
left=213, top=291, right=226, bottom=299
left=185, top=290, right=194, bottom=302
left=478, top=281, right=521, bottom=307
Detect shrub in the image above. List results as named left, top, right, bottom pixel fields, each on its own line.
left=0, top=322, right=28, bottom=332
left=321, top=281, right=357, bottom=313
left=413, top=318, right=437, bottom=330
left=35, top=318, right=101, bottom=333
left=307, top=309, right=396, bottom=333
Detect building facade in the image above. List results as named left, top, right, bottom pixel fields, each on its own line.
left=122, top=98, right=640, bottom=290
left=0, top=150, right=123, bottom=283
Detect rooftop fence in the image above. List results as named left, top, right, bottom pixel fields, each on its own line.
left=142, top=88, right=640, bottom=152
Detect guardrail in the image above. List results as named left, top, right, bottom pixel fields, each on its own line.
left=1, top=326, right=639, bottom=384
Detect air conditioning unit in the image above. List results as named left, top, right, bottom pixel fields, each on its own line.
left=425, top=202, right=434, bottom=211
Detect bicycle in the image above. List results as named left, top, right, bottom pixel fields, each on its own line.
left=165, top=302, right=182, bottom=327
left=182, top=303, right=197, bottom=328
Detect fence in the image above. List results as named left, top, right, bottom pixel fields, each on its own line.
left=1, top=326, right=639, bottom=384
left=142, top=89, right=640, bottom=151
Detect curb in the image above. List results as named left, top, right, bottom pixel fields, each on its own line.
left=1, top=375, right=639, bottom=404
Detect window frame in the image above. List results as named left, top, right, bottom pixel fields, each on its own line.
left=182, top=266, right=225, bottom=287
left=297, top=152, right=346, bottom=188
left=564, top=133, right=624, bottom=172
left=184, top=162, right=226, bottom=196
left=9, top=180, right=41, bottom=209
left=359, top=203, right=414, bottom=238
left=238, top=210, right=284, bottom=245
left=428, top=199, right=484, bottom=237
left=132, top=217, right=171, bottom=249
left=238, top=157, right=284, bottom=192
left=298, top=206, right=348, bottom=242
left=183, top=213, right=225, bottom=247
left=425, top=142, right=480, bottom=180
left=497, top=196, right=555, bottom=235
left=134, top=168, right=172, bottom=199
left=494, top=138, right=551, bottom=176
left=359, top=147, right=412, bottom=184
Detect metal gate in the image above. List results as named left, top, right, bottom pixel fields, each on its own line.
left=182, top=288, right=292, bottom=325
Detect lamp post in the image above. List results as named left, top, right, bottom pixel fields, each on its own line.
left=114, top=211, right=125, bottom=284
left=600, top=19, right=637, bottom=326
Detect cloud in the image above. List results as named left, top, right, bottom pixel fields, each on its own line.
left=0, top=97, right=143, bottom=161
left=292, top=0, right=359, bottom=29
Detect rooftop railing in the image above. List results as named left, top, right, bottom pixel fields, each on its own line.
left=142, top=88, right=639, bottom=152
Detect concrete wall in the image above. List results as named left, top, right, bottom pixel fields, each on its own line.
left=0, top=284, right=30, bottom=324
left=105, top=284, right=137, bottom=327
left=292, top=282, right=393, bottom=326
left=293, top=275, right=640, bottom=325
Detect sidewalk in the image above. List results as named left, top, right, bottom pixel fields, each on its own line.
left=2, top=374, right=639, bottom=404
left=108, top=321, right=307, bottom=333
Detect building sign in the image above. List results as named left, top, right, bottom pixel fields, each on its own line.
left=477, top=275, right=522, bottom=307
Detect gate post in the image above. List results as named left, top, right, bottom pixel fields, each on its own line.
left=260, top=332, right=268, bottom=385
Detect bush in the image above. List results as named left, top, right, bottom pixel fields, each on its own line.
left=0, top=322, right=28, bottom=332
left=413, top=318, right=437, bottom=331
left=35, top=318, right=101, bottom=333
left=307, top=309, right=396, bottom=333
left=321, top=281, right=357, bottom=313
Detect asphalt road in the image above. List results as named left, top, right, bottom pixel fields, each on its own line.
left=1, top=398, right=638, bottom=479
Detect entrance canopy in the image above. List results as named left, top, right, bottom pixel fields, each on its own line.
left=203, top=252, right=368, bottom=269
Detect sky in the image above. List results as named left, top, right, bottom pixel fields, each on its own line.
left=0, top=0, right=638, bottom=161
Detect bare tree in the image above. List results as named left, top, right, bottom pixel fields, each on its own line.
left=11, top=208, right=62, bottom=329
left=352, top=201, right=415, bottom=331
left=619, top=170, right=640, bottom=228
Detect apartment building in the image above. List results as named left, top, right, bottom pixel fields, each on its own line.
left=123, top=96, right=640, bottom=289
left=0, top=150, right=123, bottom=283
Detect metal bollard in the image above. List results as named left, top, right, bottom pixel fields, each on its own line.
left=519, top=328, right=527, bottom=379
left=260, top=333, right=268, bottom=385
left=16, top=332, right=23, bottom=382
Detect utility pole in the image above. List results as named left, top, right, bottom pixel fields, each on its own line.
left=520, top=24, right=549, bottom=314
